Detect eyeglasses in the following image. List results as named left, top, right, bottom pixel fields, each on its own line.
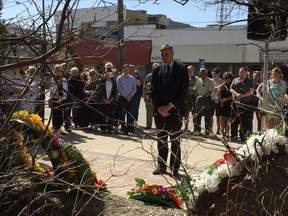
left=90, top=73, right=95, bottom=76
left=224, top=77, right=230, bottom=80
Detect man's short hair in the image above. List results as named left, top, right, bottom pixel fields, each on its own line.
left=122, top=64, right=130, bottom=69
left=105, top=62, right=113, bottom=69
left=160, top=44, right=173, bottom=51
left=212, top=68, right=220, bottom=74
left=71, top=67, right=79, bottom=73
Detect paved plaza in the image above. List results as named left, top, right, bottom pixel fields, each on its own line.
left=46, top=99, right=242, bottom=197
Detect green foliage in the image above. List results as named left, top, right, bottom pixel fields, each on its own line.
left=135, top=178, right=146, bottom=187
left=61, top=141, right=95, bottom=193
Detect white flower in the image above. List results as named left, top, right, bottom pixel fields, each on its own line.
left=186, top=128, right=287, bottom=208
left=215, top=164, right=228, bottom=179
left=202, top=172, right=221, bottom=193
left=228, top=163, right=243, bottom=177
left=285, top=144, right=288, bottom=153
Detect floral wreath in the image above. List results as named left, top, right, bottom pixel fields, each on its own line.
left=9, top=110, right=108, bottom=193
left=181, top=129, right=288, bottom=215
left=127, top=129, right=288, bottom=214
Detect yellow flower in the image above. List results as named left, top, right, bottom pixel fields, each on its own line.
left=30, top=114, right=42, bottom=123
left=20, top=148, right=27, bottom=158
left=35, top=162, right=46, bottom=173
left=12, top=111, right=53, bottom=136
left=24, top=157, right=32, bottom=165
left=16, top=133, right=24, bottom=146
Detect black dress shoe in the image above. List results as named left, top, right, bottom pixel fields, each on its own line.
left=152, top=168, right=166, bottom=175
left=144, top=127, right=151, bottom=130
left=173, top=171, right=181, bottom=179
left=173, top=171, right=179, bottom=176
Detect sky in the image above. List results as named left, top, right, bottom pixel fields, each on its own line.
left=1, top=0, right=247, bottom=27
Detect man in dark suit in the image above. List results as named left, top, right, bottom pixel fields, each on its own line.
left=150, top=44, right=188, bottom=177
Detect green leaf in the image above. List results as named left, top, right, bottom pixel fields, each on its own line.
left=135, top=178, right=145, bottom=187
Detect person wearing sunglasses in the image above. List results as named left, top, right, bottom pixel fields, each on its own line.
left=218, top=72, right=233, bottom=138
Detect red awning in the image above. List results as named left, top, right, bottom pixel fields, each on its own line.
left=68, top=40, right=152, bottom=66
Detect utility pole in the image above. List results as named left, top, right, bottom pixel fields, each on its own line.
left=38, top=0, right=46, bottom=122
left=118, top=0, right=124, bottom=71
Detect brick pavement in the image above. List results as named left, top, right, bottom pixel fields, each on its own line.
left=43, top=100, right=243, bottom=198
left=57, top=129, right=239, bottom=198
left=81, top=149, right=204, bottom=198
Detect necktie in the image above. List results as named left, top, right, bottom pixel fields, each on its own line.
left=165, top=64, right=170, bottom=84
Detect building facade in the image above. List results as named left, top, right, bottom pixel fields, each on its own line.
left=54, top=6, right=288, bottom=80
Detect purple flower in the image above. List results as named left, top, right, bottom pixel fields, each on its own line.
left=53, top=130, right=62, bottom=151
left=158, top=186, right=167, bottom=195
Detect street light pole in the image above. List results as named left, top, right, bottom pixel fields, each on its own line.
left=117, top=0, right=124, bottom=71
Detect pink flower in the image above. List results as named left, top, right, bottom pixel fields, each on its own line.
left=134, top=187, right=141, bottom=193
left=158, top=186, right=167, bottom=195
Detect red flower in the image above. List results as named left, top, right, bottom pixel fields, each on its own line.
left=171, top=195, right=182, bottom=207
left=213, top=158, right=225, bottom=165
left=97, top=179, right=104, bottom=186
left=48, top=167, right=54, bottom=175
left=224, top=151, right=232, bottom=161
left=168, top=189, right=176, bottom=195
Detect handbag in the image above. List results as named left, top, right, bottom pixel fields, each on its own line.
left=48, top=98, right=60, bottom=108
left=48, top=98, right=54, bottom=108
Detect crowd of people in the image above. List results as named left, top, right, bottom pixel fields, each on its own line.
left=2, top=45, right=288, bottom=177
left=48, top=62, right=143, bottom=135
left=1, top=57, right=288, bottom=141
left=186, top=65, right=288, bottom=141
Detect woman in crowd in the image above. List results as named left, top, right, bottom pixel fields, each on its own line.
left=260, top=67, right=287, bottom=129
left=96, top=70, right=117, bottom=134
left=218, top=72, right=233, bottom=138
left=49, top=64, right=69, bottom=132
left=83, top=69, right=100, bottom=129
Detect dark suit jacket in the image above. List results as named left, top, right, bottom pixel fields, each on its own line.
left=95, top=78, right=117, bottom=105
left=151, top=60, right=188, bottom=116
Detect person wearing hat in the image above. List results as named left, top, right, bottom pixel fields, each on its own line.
left=211, top=68, right=223, bottom=135
left=150, top=44, right=188, bottom=178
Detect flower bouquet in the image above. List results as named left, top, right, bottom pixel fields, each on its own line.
left=127, top=178, right=182, bottom=208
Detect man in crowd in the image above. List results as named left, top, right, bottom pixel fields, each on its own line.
left=230, top=67, right=254, bottom=141
left=143, top=63, right=159, bottom=129
left=184, top=65, right=198, bottom=132
left=150, top=44, right=188, bottom=177
left=116, top=64, right=137, bottom=135
left=193, top=68, right=215, bottom=136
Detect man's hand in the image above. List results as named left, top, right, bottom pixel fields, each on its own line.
left=126, top=95, right=132, bottom=102
left=158, top=104, right=173, bottom=117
